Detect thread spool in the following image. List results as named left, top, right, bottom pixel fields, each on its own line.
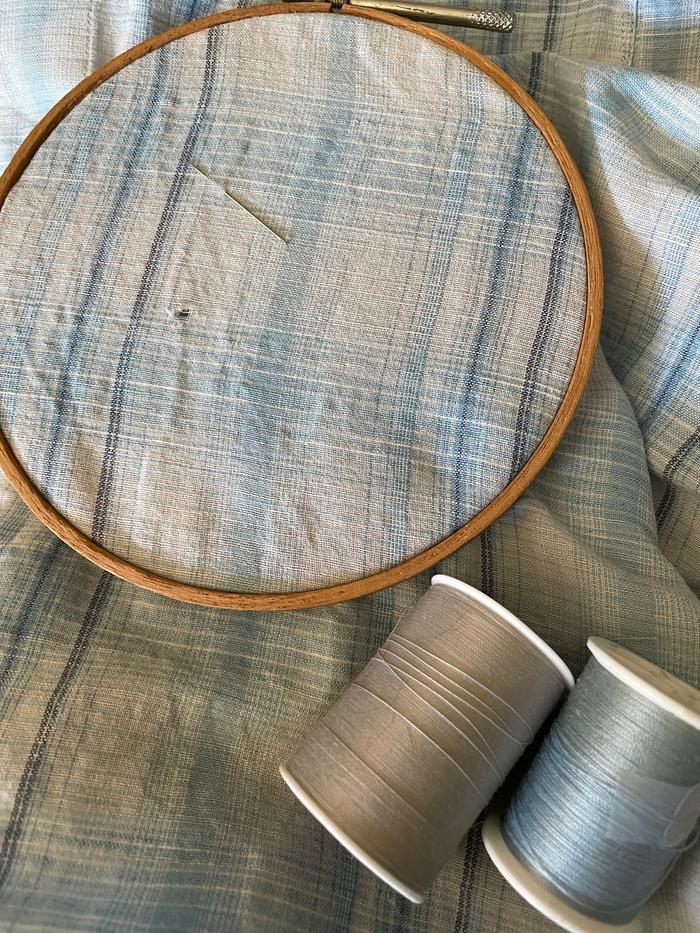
left=280, top=574, right=573, bottom=901
left=482, top=637, right=700, bottom=933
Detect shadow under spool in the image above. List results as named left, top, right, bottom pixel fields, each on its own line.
left=280, top=574, right=573, bottom=901
left=483, top=637, right=700, bottom=933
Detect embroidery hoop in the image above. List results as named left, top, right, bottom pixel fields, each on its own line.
left=0, top=3, right=603, bottom=610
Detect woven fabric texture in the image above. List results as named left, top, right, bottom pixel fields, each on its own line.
left=0, top=14, right=586, bottom=592
left=0, top=1, right=698, bottom=932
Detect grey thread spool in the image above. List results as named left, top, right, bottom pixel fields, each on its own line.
left=280, top=574, right=573, bottom=901
left=482, top=637, right=700, bottom=933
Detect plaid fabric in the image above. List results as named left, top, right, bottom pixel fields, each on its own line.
left=0, top=2, right=699, bottom=932
left=0, top=14, right=586, bottom=592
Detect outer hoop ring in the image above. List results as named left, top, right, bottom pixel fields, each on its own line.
left=0, top=3, right=603, bottom=610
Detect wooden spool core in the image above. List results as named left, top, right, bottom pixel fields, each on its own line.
left=0, top=4, right=602, bottom=610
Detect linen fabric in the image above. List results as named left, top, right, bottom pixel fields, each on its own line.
left=0, top=1, right=698, bottom=932
left=0, top=13, right=587, bottom=592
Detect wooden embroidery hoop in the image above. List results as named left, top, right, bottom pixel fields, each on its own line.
left=0, top=3, right=603, bottom=611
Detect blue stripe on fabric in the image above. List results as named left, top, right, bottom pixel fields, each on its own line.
left=40, top=47, right=169, bottom=491
left=0, top=540, right=62, bottom=704
left=450, top=116, right=539, bottom=528
left=655, top=425, right=700, bottom=526
left=449, top=51, right=545, bottom=536
left=601, top=71, right=699, bottom=383
left=613, top=186, right=698, bottom=386
left=91, top=28, right=220, bottom=542
left=481, top=525, right=495, bottom=598
left=453, top=822, right=482, bottom=932
left=611, top=191, right=697, bottom=372
left=0, top=572, right=111, bottom=892
left=385, top=57, right=484, bottom=551
left=543, top=0, right=558, bottom=52
left=509, top=189, right=577, bottom=478
left=656, top=485, right=677, bottom=529
left=0, top=0, right=52, bottom=169
left=457, top=54, right=546, bottom=925
left=216, top=23, right=362, bottom=588
left=638, top=312, right=700, bottom=434
left=0, top=500, right=29, bottom=550
left=2, top=89, right=113, bottom=425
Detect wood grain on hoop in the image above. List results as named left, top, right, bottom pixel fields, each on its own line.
left=0, top=3, right=603, bottom=611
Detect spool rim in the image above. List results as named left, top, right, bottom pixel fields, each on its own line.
left=587, top=637, right=700, bottom=731
left=481, top=813, right=642, bottom=933
left=431, top=575, right=574, bottom=688
left=279, top=764, right=424, bottom=903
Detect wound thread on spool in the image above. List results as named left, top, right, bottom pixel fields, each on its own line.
left=280, top=574, right=573, bottom=901
left=483, top=637, right=700, bottom=933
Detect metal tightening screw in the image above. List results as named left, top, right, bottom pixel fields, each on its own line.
left=342, top=0, right=514, bottom=31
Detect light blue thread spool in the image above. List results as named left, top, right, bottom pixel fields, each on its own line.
left=482, top=637, right=700, bottom=933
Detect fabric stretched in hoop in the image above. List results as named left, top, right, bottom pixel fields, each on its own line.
left=0, top=1, right=698, bottom=931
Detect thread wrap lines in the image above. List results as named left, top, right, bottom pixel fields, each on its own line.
left=502, top=655, right=700, bottom=925
left=283, top=579, right=569, bottom=898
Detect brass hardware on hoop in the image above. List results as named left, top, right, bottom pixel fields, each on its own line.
left=302, top=0, right=514, bottom=30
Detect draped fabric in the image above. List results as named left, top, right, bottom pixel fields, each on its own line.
left=0, top=1, right=698, bottom=931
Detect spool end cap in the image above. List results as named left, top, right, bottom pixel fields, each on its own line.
left=481, top=813, right=642, bottom=933
left=279, top=763, right=426, bottom=904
